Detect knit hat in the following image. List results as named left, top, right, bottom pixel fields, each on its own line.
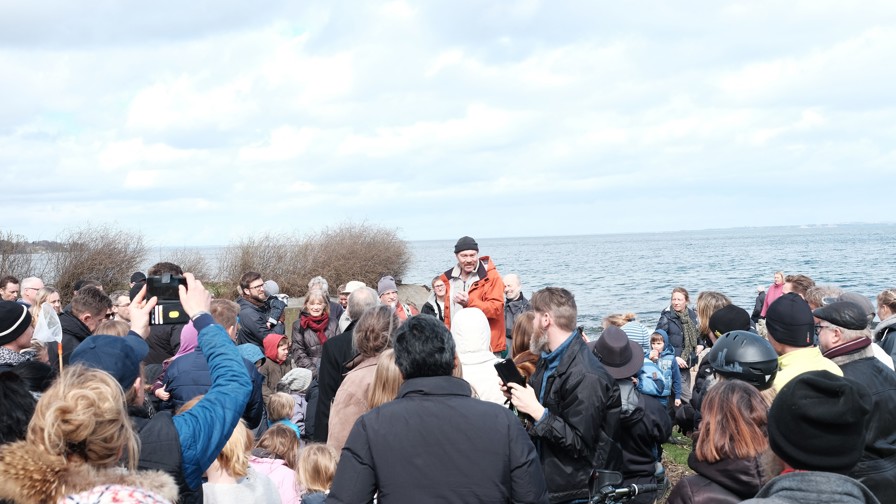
left=708, top=304, right=751, bottom=337
left=377, top=276, right=398, bottom=296
left=130, top=271, right=146, bottom=283
left=813, top=301, right=868, bottom=331
left=822, top=292, right=875, bottom=327
left=263, top=280, right=280, bottom=298
left=70, top=334, right=149, bottom=390
left=768, top=370, right=872, bottom=473
left=454, top=236, right=479, bottom=254
left=765, top=293, right=814, bottom=347
left=280, top=367, right=313, bottom=393
left=594, top=325, right=643, bottom=379
left=0, top=302, right=33, bottom=346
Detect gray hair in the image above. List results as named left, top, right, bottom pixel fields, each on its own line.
left=348, top=287, right=380, bottom=320
left=308, top=276, right=329, bottom=296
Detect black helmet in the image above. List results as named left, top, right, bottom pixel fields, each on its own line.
left=706, top=330, right=778, bottom=390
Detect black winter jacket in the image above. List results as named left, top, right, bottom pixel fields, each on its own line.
left=236, top=296, right=283, bottom=348
left=655, top=307, right=698, bottom=360
left=667, top=452, right=764, bottom=504
left=47, top=311, right=91, bottom=371
left=328, top=376, right=549, bottom=504
left=529, top=335, right=621, bottom=503
left=835, top=354, right=896, bottom=503
left=313, top=321, right=356, bottom=442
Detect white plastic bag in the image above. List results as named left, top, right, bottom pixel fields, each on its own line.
left=33, top=302, right=62, bottom=344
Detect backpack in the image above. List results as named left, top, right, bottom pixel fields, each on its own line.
left=637, top=359, right=668, bottom=397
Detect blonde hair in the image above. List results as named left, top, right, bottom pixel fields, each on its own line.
left=268, top=392, right=296, bottom=422
left=878, top=289, right=896, bottom=315
left=255, top=423, right=301, bottom=470
left=604, top=313, right=637, bottom=328
left=510, top=312, right=537, bottom=359
left=297, top=443, right=339, bottom=493
left=29, top=286, right=60, bottom=327
left=368, top=349, right=403, bottom=409
left=696, top=291, right=731, bottom=337
left=304, top=289, right=329, bottom=315
left=28, top=364, right=139, bottom=471
left=179, top=395, right=253, bottom=478
left=95, top=319, right=130, bottom=337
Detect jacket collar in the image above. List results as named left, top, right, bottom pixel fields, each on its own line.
left=397, top=375, right=473, bottom=399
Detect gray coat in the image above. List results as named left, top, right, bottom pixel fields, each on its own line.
left=742, top=471, right=880, bottom=504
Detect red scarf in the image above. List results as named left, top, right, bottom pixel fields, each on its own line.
left=300, top=312, right=330, bottom=345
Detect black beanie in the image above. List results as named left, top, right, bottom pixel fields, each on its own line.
left=708, top=304, right=751, bottom=336
left=768, top=370, right=871, bottom=473
left=765, top=293, right=814, bottom=347
left=454, top=236, right=479, bottom=254
left=0, top=302, right=32, bottom=346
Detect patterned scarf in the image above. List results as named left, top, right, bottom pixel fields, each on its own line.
left=300, top=312, right=330, bottom=345
left=677, top=309, right=699, bottom=365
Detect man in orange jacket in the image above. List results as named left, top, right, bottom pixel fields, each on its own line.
left=439, top=236, right=507, bottom=355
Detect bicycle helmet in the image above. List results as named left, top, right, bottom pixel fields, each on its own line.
left=706, top=330, right=778, bottom=390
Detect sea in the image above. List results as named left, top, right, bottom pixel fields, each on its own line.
left=150, top=223, right=896, bottom=336
left=400, top=224, right=896, bottom=335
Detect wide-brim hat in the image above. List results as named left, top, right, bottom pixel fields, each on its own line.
left=594, top=325, right=643, bottom=379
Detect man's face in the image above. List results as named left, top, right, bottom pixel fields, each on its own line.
left=456, top=250, right=479, bottom=275
left=816, top=322, right=838, bottom=353
left=83, top=310, right=111, bottom=333
left=0, top=282, right=20, bottom=301
left=21, top=280, right=44, bottom=304
left=380, top=290, right=398, bottom=308
left=530, top=310, right=550, bottom=353
left=504, top=276, right=521, bottom=301
left=244, top=279, right=267, bottom=302
left=338, top=293, right=349, bottom=308
left=432, top=280, right=446, bottom=298
left=113, top=295, right=131, bottom=322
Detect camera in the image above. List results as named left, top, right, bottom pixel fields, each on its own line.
left=146, top=274, right=189, bottom=325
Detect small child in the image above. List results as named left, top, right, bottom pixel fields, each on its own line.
left=263, top=280, right=288, bottom=331
left=278, top=366, right=313, bottom=436
left=259, top=334, right=293, bottom=408
left=268, top=392, right=302, bottom=439
left=297, top=443, right=339, bottom=504
left=643, top=329, right=682, bottom=409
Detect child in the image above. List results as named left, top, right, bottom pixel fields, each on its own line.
left=297, top=443, right=339, bottom=504
left=259, top=334, right=292, bottom=408
left=279, top=367, right=313, bottom=435
left=645, top=329, right=682, bottom=409
left=268, top=392, right=302, bottom=439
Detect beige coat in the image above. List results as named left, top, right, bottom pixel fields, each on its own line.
left=327, top=355, right=379, bottom=451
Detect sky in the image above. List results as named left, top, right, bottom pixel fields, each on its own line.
left=2, top=1, right=895, bottom=247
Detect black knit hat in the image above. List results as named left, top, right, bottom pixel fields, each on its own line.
left=454, top=236, right=479, bottom=254
left=708, top=304, right=751, bottom=337
left=768, top=370, right=871, bottom=473
left=813, top=301, right=868, bottom=331
left=0, top=302, right=32, bottom=346
left=765, top=293, right=814, bottom=347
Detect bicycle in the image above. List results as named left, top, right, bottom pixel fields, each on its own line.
left=588, top=470, right=659, bottom=504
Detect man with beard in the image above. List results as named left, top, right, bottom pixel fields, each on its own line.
left=506, top=287, right=621, bottom=503
left=236, top=271, right=284, bottom=348
left=503, top=273, right=531, bottom=352
left=377, top=275, right=418, bottom=322
left=439, top=236, right=506, bottom=355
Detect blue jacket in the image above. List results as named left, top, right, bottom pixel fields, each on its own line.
left=652, top=329, right=682, bottom=400
left=163, top=339, right=265, bottom=429
left=170, top=314, right=252, bottom=489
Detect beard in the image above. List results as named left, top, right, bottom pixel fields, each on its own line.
left=530, top=325, right=550, bottom=354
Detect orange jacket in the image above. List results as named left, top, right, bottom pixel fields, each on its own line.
left=440, top=256, right=506, bottom=353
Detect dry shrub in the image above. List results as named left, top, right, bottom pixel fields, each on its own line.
left=0, top=230, right=36, bottom=280
left=303, top=222, right=411, bottom=290
left=163, top=247, right=214, bottom=282
left=49, top=225, right=147, bottom=302
left=218, top=222, right=410, bottom=297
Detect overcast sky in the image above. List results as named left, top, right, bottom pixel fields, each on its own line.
left=2, top=1, right=894, bottom=246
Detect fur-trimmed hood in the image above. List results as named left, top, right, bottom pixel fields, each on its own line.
left=0, top=440, right=178, bottom=504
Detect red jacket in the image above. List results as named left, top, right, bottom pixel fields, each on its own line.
left=440, top=256, right=506, bottom=352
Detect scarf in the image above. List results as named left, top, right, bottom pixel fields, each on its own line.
left=242, top=295, right=265, bottom=308
left=677, top=309, right=699, bottom=365
left=300, top=312, right=330, bottom=345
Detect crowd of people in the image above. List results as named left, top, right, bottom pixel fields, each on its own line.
left=0, top=240, right=895, bottom=504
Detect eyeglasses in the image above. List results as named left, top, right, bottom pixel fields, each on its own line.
left=115, top=303, right=130, bottom=308
left=23, top=287, right=40, bottom=292
left=814, top=324, right=834, bottom=336
left=248, top=283, right=265, bottom=291
left=105, top=312, right=115, bottom=320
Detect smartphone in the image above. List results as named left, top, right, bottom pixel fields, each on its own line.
left=494, top=358, right=526, bottom=387
left=145, top=274, right=187, bottom=301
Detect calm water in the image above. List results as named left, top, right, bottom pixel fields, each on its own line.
left=402, top=224, right=896, bottom=334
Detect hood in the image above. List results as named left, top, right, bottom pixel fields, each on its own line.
left=263, top=333, right=288, bottom=363
left=238, top=343, right=265, bottom=366
left=451, top=308, right=494, bottom=363
left=172, top=321, right=198, bottom=360
left=687, top=451, right=764, bottom=498
left=652, top=328, right=673, bottom=355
